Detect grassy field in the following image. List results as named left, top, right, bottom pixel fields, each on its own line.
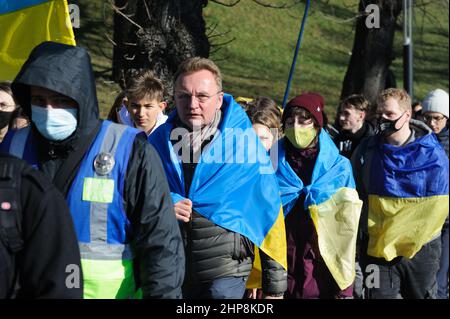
left=75, top=0, right=449, bottom=119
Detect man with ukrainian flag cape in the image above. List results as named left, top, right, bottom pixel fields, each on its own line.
left=352, top=88, right=449, bottom=299
left=149, top=57, right=287, bottom=299
left=275, top=93, right=362, bottom=299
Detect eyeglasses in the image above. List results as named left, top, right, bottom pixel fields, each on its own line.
left=0, top=102, right=16, bottom=111
left=424, top=114, right=447, bottom=123
left=175, top=91, right=221, bottom=103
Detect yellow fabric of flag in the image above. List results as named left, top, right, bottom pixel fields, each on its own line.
left=368, top=195, right=449, bottom=261
left=310, top=187, right=362, bottom=290
left=0, top=0, right=75, bottom=81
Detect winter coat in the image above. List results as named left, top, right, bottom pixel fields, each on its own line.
left=9, top=42, right=184, bottom=298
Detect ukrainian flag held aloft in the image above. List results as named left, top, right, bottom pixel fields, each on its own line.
left=149, top=94, right=287, bottom=274
left=276, top=130, right=363, bottom=290
left=367, top=133, right=449, bottom=261
left=0, top=0, right=75, bottom=81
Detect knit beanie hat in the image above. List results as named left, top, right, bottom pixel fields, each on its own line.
left=422, top=89, right=449, bottom=118
left=285, top=93, right=325, bottom=128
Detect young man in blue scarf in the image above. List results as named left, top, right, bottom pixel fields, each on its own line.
left=352, top=88, right=449, bottom=299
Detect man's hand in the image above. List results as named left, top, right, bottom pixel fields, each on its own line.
left=246, top=288, right=258, bottom=299
left=263, top=294, right=284, bottom=299
left=174, top=199, right=192, bottom=223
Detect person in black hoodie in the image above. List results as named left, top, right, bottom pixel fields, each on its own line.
left=331, top=94, right=375, bottom=159
left=0, top=155, right=82, bottom=298
left=0, top=41, right=184, bottom=299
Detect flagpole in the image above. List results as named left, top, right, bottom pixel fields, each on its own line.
left=281, top=0, right=311, bottom=109
left=403, top=0, right=413, bottom=99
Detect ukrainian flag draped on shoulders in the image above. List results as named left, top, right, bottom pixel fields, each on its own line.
left=276, top=130, right=362, bottom=290
left=368, top=133, right=449, bottom=261
left=0, top=0, right=75, bottom=81
left=149, top=94, right=287, bottom=272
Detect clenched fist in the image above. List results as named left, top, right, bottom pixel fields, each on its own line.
left=174, top=198, right=193, bottom=223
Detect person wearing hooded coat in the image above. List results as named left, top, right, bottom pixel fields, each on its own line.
left=0, top=42, right=184, bottom=299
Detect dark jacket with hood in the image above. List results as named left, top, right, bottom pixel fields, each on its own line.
left=0, top=155, right=82, bottom=299
left=10, top=42, right=184, bottom=299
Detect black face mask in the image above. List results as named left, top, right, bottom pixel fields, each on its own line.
left=0, top=111, right=13, bottom=129
left=377, top=112, right=406, bottom=137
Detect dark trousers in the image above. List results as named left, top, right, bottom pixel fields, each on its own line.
left=182, top=276, right=248, bottom=299
left=437, top=223, right=449, bottom=299
left=362, top=238, right=441, bottom=299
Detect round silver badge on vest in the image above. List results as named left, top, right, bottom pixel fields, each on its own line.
left=94, top=152, right=115, bottom=175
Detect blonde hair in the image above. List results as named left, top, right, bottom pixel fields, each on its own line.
left=378, top=88, right=412, bottom=112
left=246, top=97, right=282, bottom=136
left=174, top=57, right=222, bottom=91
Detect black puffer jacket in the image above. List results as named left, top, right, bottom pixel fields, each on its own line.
left=181, top=161, right=287, bottom=296
left=11, top=42, right=184, bottom=298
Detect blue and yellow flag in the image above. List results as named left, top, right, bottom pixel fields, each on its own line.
left=0, top=0, right=75, bottom=81
left=368, top=134, right=449, bottom=261
left=149, top=94, right=287, bottom=274
left=276, top=131, right=362, bottom=290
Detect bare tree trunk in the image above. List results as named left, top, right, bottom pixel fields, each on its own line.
left=341, top=0, right=402, bottom=107
left=112, top=0, right=210, bottom=100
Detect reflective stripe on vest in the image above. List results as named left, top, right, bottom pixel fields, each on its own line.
left=0, top=125, right=39, bottom=169
left=66, top=121, right=141, bottom=299
left=2, top=126, right=38, bottom=168
left=9, top=126, right=31, bottom=158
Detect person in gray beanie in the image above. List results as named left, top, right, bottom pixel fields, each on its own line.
left=422, top=89, right=449, bottom=154
left=422, top=88, right=449, bottom=299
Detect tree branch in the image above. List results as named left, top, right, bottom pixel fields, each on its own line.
left=104, top=33, right=117, bottom=46
left=210, top=37, right=236, bottom=48
left=210, top=0, right=241, bottom=7
left=206, top=22, right=220, bottom=37
left=109, top=0, right=143, bottom=30
left=208, top=29, right=232, bottom=38
left=142, top=0, right=152, bottom=23
left=252, top=0, right=288, bottom=9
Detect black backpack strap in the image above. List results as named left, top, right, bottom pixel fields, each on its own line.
left=0, top=156, right=24, bottom=253
left=53, top=120, right=102, bottom=196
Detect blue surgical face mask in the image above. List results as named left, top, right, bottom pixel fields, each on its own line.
left=31, top=105, right=78, bottom=141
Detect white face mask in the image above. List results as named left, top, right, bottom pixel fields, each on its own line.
left=31, top=105, right=78, bottom=141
